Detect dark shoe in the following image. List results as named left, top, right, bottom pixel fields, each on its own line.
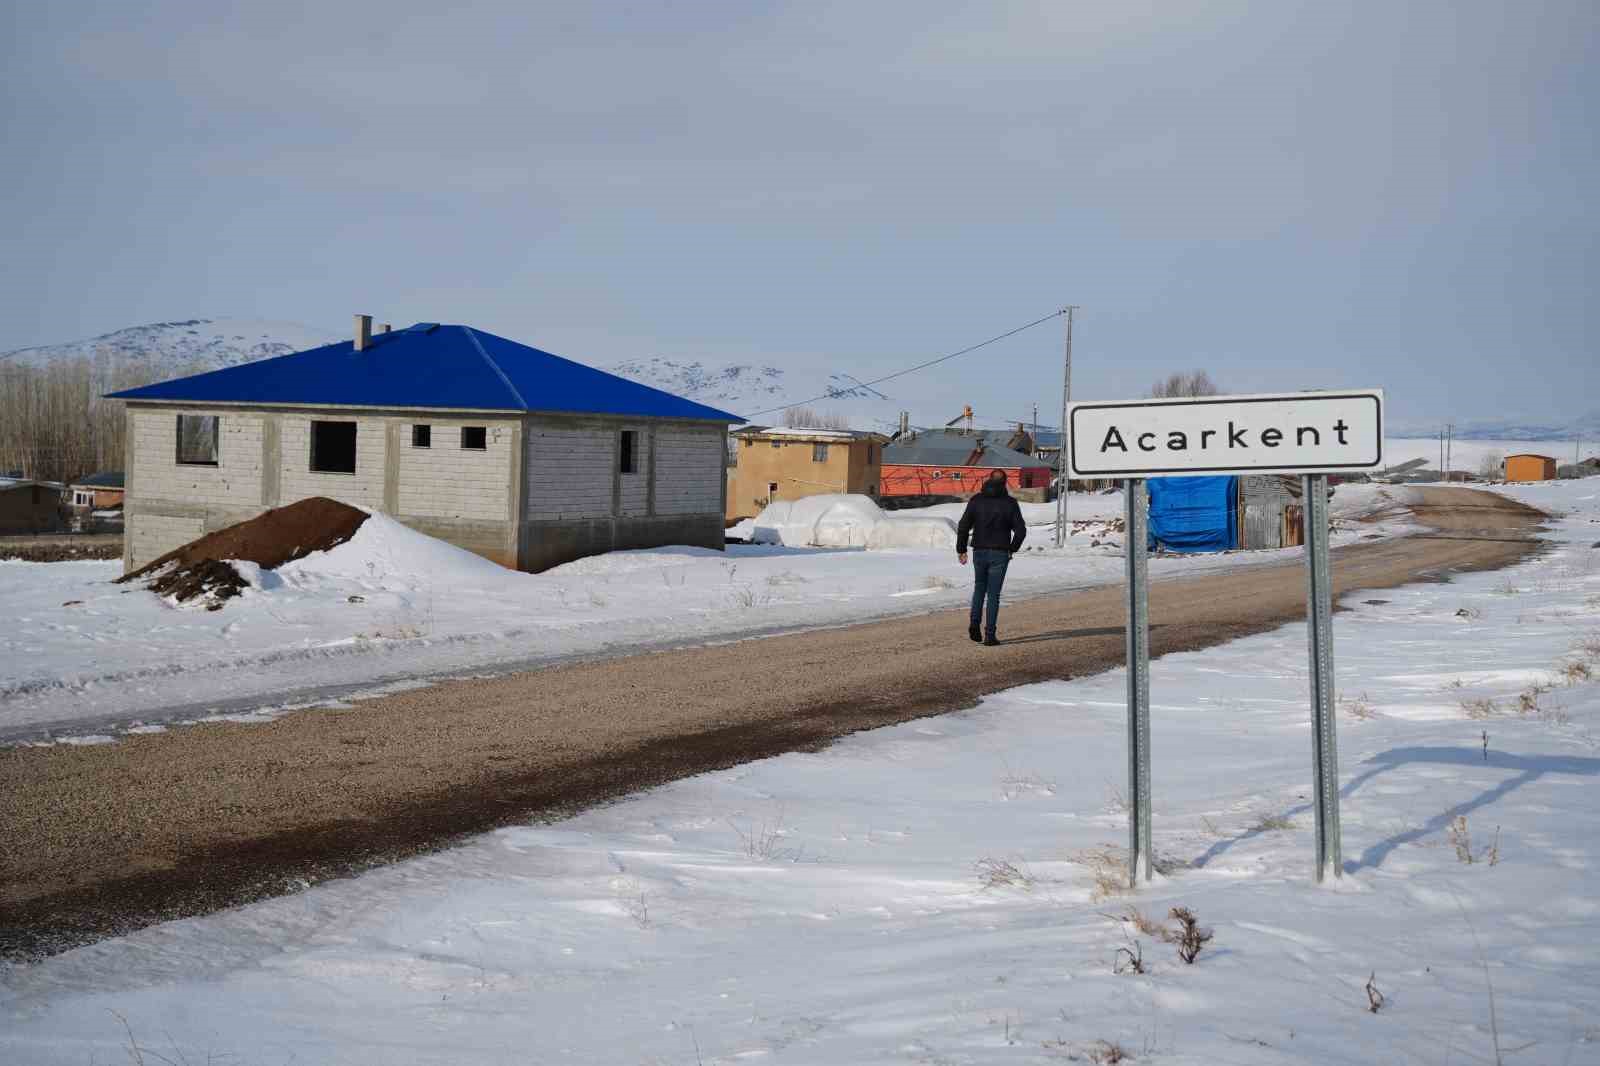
left=984, top=634, right=1000, bottom=646
left=969, top=623, right=982, bottom=643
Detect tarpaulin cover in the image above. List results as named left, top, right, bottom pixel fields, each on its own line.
left=1147, top=476, right=1237, bottom=553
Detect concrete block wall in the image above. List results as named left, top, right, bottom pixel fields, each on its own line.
left=525, top=426, right=616, bottom=520
left=619, top=427, right=650, bottom=517
left=398, top=421, right=516, bottom=521
left=279, top=417, right=386, bottom=510
left=124, top=404, right=521, bottom=571
left=519, top=417, right=728, bottom=572
left=128, top=409, right=265, bottom=512
left=655, top=428, right=725, bottom=515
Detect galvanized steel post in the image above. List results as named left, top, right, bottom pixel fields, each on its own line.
left=1124, top=478, right=1153, bottom=885
left=1303, top=474, right=1343, bottom=881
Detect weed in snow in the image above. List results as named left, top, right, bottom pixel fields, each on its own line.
left=974, top=857, right=1036, bottom=891
left=1169, top=906, right=1213, bottom=964
left=1448, top=816, right=1501, bottom=866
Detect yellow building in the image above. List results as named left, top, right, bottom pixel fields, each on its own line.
left=727, top=427, right=889, bottom=521
left=1504, top=454, right=1557, bottom=482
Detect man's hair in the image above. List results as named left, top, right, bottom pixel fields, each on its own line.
left=986, top=469, right=1007, bottom=482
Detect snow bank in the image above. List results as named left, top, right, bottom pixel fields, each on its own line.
left=274, top=510, right=516, bottom=587
left=750, top=494, right=957, bottom=549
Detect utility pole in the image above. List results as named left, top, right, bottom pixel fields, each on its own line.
left=1032, top=403, right=1038, bottom=456
left=1055, top=306, right=1078, bottom=548
left=1445, top=423, right=1453, bottom=482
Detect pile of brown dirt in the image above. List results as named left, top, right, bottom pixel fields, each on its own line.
left=118, top=497, right=369, bottom=609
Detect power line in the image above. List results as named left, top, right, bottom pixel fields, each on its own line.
left=744, top=308, right=1069, bottom=420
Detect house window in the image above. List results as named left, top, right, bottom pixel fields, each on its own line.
left=812, top=443, right=828, bottom=463
left=461, top=426, right=487, bottom=451
left=771, top=440, right=780, bottom=448
left=412, top=425, right=431, bottom=448
left=619, top=430, right=637, bottom=474
left=74, top=491, right=92, bottom=507
left=176, top=414, right=219, bottom=466
left=310, top=420, right=357, bottom=474
left=768, top=481, right=779, bottom=499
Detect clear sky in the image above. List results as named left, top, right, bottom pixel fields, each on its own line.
left=3, top=1, right=1594, bottom=428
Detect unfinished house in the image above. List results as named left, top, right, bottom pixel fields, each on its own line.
left=109, top=317, right=742, bottom=572
left=726, top=426, right=888, bottom=521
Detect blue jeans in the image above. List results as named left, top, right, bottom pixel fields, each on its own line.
left=969, top=548, right=1011, bottom=635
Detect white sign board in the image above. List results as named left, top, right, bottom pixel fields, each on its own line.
left=1067, top=390, right=1383, bottom=478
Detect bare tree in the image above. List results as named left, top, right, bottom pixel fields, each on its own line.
left=0, top=357, right=198, bottom=482
left=781, top=406, right=852, bottom=430
left=1149, top=370, right=1220, bottom=399
left=1477, top=451, right=1504, bottom=480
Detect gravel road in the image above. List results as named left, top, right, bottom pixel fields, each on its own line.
left=0, top=487, right=1546, bottom=959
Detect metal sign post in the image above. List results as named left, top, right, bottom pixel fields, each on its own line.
left=1124, top=478, right=1153, bottom=885
left=1065, top=390, right=1383, bottom=887
left=1303, top=473, right=1342, bottom=881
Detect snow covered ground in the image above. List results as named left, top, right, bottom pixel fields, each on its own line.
left=3, top=482, right=1597, bottom=1064
left=1380, top=437, right=1589, bottom=476
left=0, top=489, right=1407, bottom=740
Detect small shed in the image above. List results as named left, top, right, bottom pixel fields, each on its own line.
left=1237, top=475, right=1305, bottom=550
left=1505, top=454, right=1557, bottom=483
left=0, top=478, right=65, bottom=535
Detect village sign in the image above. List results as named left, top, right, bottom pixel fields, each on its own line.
left=1067, top=390, right=1385, bottom=884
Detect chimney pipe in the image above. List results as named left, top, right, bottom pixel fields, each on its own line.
left=377, top=322, right=391, bottom=334
left=354, top=314, right=372, bottom=352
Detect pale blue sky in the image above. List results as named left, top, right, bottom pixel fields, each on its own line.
left=3, top=1, right=1594, bottom=427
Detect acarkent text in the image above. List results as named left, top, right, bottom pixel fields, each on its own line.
left=1097, top=418, right=1355, bottom=456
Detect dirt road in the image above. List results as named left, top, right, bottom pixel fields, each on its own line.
left=0, top=487, right=1546, bottom=958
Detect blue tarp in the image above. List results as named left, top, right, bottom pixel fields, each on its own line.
left=1147, top=476, right=1237, bottom=553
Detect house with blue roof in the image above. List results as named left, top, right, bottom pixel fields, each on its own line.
left=109, top=315, right=742, bottom=572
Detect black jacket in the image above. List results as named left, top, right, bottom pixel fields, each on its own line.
left=956, top=481, right=1027, bottom=554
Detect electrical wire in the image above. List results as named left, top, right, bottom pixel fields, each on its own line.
left=743, top=308, right=1069, bottom=420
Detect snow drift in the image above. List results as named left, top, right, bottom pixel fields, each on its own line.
left=745, top=494, right=957, bottom=550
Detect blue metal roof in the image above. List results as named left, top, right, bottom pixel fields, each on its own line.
left=107, top=324, right=742, bottom=422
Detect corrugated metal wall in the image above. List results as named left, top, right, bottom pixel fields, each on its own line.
left=1238, top=476, right=1303, bottom=550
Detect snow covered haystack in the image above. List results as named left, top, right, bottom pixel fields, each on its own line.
left=747, top=494, right=957, bottom=550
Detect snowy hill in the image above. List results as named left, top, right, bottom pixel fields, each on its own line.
left=1389, top=410, right=1600, bottom=442
left=609, top=356, right=897, bottom=427
left=0, top=318, right=339, bottom=376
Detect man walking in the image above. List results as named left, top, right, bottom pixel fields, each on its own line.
left=957, top=469, right=1028, bottom=645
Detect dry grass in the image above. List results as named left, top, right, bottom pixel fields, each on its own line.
left=1169, top=906, right=1213, bottom=964
left=1251, top=813, right=1296, bottom=832
left=1448, top=816, right=1500, bottom=866
left=999, top=767, right=1057, bottom=800
left=1071, top=846, right=1132, bottom=901
left=728, top=809, right=795, bottom=862
left=922, top=574, right=957, bottom=591
left=975, top=857, right=1037, bottom=891
left=1461, top=696, right=1500, bottom=719
left=1339, top=692, right=1377, bottom=720
left=1117, top=905, right=1170, bottom=940
left=1560, top=660, right=1593, bottom=684
left=1085, top=1039, right=1131, bottom=1063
